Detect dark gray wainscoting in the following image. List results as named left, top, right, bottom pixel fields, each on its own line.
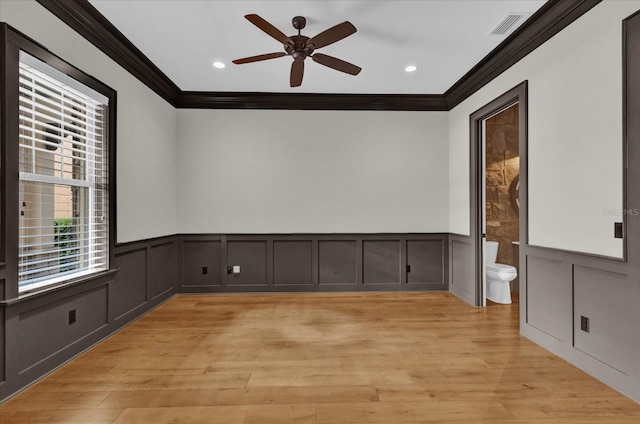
left=111, top=236, right=178, bottom=323
left=0, top=236, right=178, bottom=402
left=179, top=234, right=449, bottom=293
left=0, top=283, right=4, bottom=384
left=519, top=244, right=637, bottom=400
left=448, top=234, right=475, bottom=305
left=518, top=10, right=640, bottom=403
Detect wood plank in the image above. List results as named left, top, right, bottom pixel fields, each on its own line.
left=315, top=400, right=515, bottom=423
left=111, top=404, right=316, bottom=424
left=1, top=391, right=111, bottom=412
left=98, top=385, right=378, bottom=409
left=0, top=408, right=123, bottom=424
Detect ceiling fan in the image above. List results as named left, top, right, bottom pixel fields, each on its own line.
left=232, top=14, right=361, bottom=87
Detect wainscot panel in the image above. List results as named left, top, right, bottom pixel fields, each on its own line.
left=178, top=234, right=448, bottom=293
left=573, top=265, right=635, bottom=376
left=318, top=240, right=358, bottom=286
left=449, top=235, right=474, bottom=305
left=0, top=304, right=4, bottom=383
left=362, top=240, right=401, bottom=285
left=14, top=285, right=108, bottom=372
left=227, top=240, right=268, bottom=286
left=149, top=241, right=178, bottom=299
left=273, top=241, right=313, bottom=286
left=112, top=235, right=179, bottom=322
left=407, top=240, right=444, bottom=284
left=525, top=254, right=572, bottom=341
left=180, top=239, right=222, bottom=288
left=112, top=248, right=148, bottom=321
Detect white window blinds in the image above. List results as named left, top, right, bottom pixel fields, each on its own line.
left=18, top=51, right=109, bottom=292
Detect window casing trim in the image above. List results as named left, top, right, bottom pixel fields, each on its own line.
left=0, top=22, right=117, bottom=301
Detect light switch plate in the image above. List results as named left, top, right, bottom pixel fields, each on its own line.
left=232, top=265, right=240, bottom=274
left=614, top=222, right=623, bottom=239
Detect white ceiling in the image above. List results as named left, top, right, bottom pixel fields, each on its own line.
left=89, top=0, right=546, bottom=94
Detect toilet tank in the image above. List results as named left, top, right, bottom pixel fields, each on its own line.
left=485, top=241, right=499, bottom=264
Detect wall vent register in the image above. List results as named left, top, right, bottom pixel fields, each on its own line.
left=18, top=52, right=110, bottom=293
left=490, top=13, right=529, bottom=35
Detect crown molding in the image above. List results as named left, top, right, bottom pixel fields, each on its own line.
left=444, top=0, right=601, bottom=109
left=177, top=91, right=448, bottom=111
left=35, top=0, right=600, bottom=111
left=36, top=0, right=181, bottom=106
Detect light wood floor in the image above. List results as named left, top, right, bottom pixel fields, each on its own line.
left=1, top=292, right=639, bottom=423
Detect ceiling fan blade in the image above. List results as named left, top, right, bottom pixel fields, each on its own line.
left=307, top=21, right=357, bottom=49
left=290, top=60, right=304, bottom=87
left=245, top=14, right=293, bottom=45
left=232, top=52, right=287, bottom=65
left=311, top=53, right=361, bottom=75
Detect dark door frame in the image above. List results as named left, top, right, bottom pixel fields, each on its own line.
left=469, top=82, right=528, bottom=307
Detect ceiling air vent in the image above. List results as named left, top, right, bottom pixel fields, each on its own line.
left=490, top=13, right=529, bottom=35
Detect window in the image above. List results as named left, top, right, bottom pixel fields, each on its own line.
left=17, top=52, right=110, bottom=293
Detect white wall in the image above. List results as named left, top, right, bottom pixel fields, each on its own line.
left=449, top=1, right=640, bottom=258
left=177, top=109, right=449, bottom=233
left=1, top=1, right=449, bottom=239
left=7, top=0, right=631, bottom=249
left=0, top=0, right=178, bottom=243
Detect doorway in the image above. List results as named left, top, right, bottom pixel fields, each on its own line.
left=482, top=103, right=520, bottom=307
left=469, top=82, right=527, bottom=308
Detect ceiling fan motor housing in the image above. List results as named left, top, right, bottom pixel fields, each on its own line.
left=285, top=35, right=313, bottom=61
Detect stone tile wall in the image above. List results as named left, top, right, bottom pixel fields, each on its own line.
left=486, top=104, right=519, bottom=267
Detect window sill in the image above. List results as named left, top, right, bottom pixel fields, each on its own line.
left=0, top=268, right=119, bottom=306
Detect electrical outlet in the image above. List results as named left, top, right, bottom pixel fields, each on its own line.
left=406, top=265, right=411, bottom=273
left=233, top=265, right=241, bottom=274
left=202, top=266, right=208, bottom=275
left=68, top=309, right=76, bottom=325
left=580, top=315, right=589, bottom=333
left=226, top=266, right=233, bottom=275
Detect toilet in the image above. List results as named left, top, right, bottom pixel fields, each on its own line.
left=484, top=241, right=517, bottom=304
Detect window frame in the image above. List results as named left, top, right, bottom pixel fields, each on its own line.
left=0, top=23, right=117, bottom=300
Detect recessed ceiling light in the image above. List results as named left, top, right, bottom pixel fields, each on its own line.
left=213, top=61, right=226, bottom=69
left=405, top=65, right=417, bottom=73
